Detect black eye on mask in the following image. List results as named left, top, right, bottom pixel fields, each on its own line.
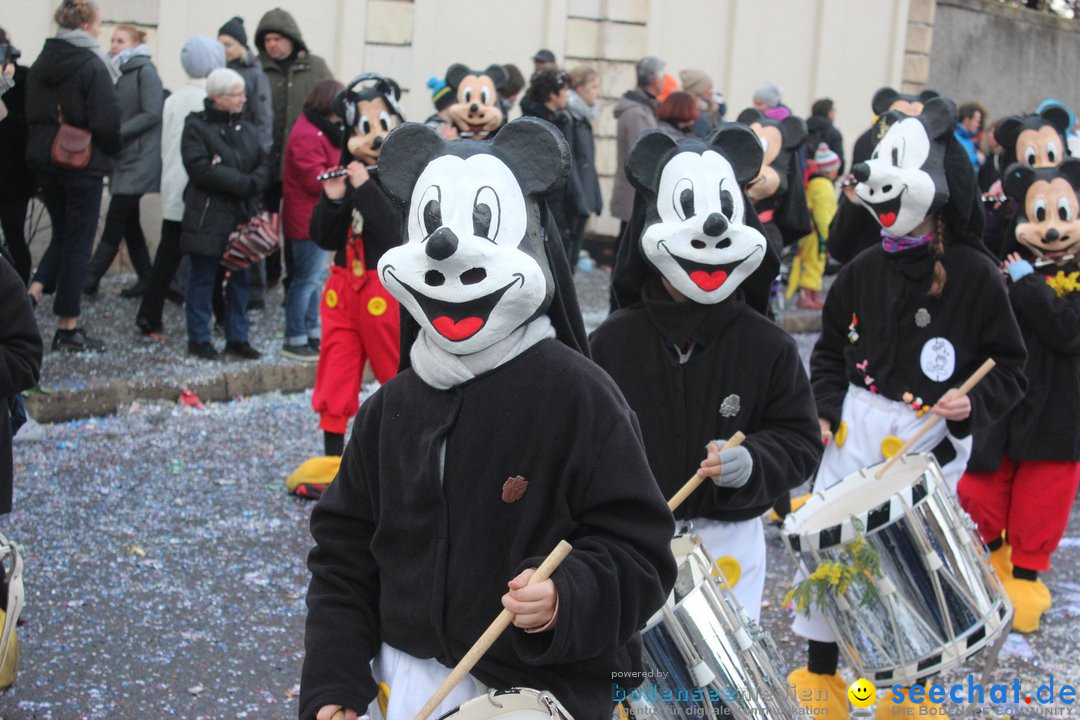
left=720, top=185, right=734, bottom=219
left=359, top=116, right=371, bottom=135
left=673, top=178, right=695, bottom=220
left=472, top=186, right=500, bottom=241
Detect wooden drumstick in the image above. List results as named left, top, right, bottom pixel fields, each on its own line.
left=667, top=432, right=747, bottom=512
left=413, top=540, right=574, bottom=720
left=875, top=358, right=996, bottom=479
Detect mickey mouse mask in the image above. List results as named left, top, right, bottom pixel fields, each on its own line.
left=377, top=118, right=570, bottom=355
left=996, top=106, right=1070, bottom=169
left=852, top=97, right=957, bottom=237
left=1004, top=158, right=1080, bottom=263
left=334, top=74, right=405, bottom=165
left=444, top=63, right=509, bottom=140
left=625, top=125, right=767, bottom=304
left=735, top=108, right=806, bottom=203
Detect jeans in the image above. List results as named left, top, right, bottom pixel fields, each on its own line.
left=137, top=219, right=183, bottom=325
left=87, top=193, right=152, bottom=284
left=185, top=253, right=249, bottom=344
left=33, top=173, right=105, bottom=318
left=284, top=239, right=327, bottom=345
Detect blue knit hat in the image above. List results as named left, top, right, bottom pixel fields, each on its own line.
left=181, top=36, right=226, bottom=79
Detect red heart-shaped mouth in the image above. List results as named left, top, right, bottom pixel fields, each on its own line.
left=689, top=270, right=729, bottom=291
left=879, top=212, right=897, bottom=227
left=433, top=316, right=484, bottom=341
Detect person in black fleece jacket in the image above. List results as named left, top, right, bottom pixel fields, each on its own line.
left=300, top=118, right=676, bottom=720
left=958, top=160, right=1080, bottom=635
left=24, top=0, right=120, bottom=352
left=591, top=125, right=821, bottom=622
left=788, top=97, right=1027, bottom=718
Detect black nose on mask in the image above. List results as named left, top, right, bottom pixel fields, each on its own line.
left=852, top=163, right=871, bottom=183
left=702, top=212, right=729, bottom=238
left=426, top=227, right=459, bottom=261
left=372, top=136, right=385, bottom=150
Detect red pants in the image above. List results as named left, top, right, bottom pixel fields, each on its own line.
left=957, top=457, right=1080, bottom=572
left=312, top=267, right=400, bottom=435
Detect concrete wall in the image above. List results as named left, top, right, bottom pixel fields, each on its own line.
left=928, top=0, right=1080, bottom=123
left=7, top=0, right=910, bottom=244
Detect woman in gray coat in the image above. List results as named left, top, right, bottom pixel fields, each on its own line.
left=83, top=24, right=162, bottom=298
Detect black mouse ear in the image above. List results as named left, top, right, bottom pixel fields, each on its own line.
left=625, top=129, right=679, bottom=195
left=490, top=116, right=571, bottom=196
left=1002, top=162, right=1038, bottom=205
left=995, top=116, right=1023, bottom=155
left=1040, top=104, right=1071, bottom=138
left=483, top=64, right=509, bottom=91
left=378, top=123, right=446, bottom=205
left=736, top=108, right=764, bottom=126
left=872, top=87, right=900, bottom=115
left=918, top=88, right=940, bottom=102
left=780, top=116, right=807, bottom=149
left=921, top=97, right=957, bottom=140
left=708, top=123, right=764, bottom=186
left=445, top=63, right=470, bottom=91
left=1057, top=157, right=1080, bottom=191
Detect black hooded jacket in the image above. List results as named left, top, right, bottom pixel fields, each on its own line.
left=25, top=38, right=121, bottom=177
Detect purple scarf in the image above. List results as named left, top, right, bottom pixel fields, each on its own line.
left=881, top=230, right=934, bottom=253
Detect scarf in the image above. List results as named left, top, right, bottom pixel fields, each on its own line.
left=409, top=317, right=555, bottom=390
left=109, top=44, right=152, bottom=76
left=567, top=90, right=598, bottom=121
left=57, top=28, right=121, bottom=83
left=881, top=230, right=934, bottom=254
left=304, top=108, right=344, bottom=148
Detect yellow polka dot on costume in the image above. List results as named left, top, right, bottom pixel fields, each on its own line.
left=325, top=289, right=339, bottom=309
left=367, top=296, right=388, bottom=316
left=377, top=681, right=390, bottom=716
left=352, top=259, right=365, bottom=277
left=834, top=421, right=847, bottom=447
left=713, top=556, right=741, bottom=588
left=881, top=435, right=903, bottom=458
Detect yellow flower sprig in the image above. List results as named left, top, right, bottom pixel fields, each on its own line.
left=785, top=525, right=882, bottom=616
left=1045, top=270, right=1080, bottom=298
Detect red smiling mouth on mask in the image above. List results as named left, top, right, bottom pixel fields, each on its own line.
left=861, top=186, right=906, bottom=228
left=385, top=270, right=523, bottom=341
left=663, top=244, right=760, bottom=292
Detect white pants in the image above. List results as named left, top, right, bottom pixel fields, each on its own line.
left=367, top=644, right=488, bottom=720
left=690, top=516, right=767, bottom=622
left=790, top=386, right=972, bottom=642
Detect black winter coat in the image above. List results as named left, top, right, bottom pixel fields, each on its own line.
left=0, top=256, right=42, bottom=514
left=0, top=65, right=35, bottom=200
left=518, top=98, right=588, bottom=243
left=180, top=100, right=269, bottom=257
left=25, top=38, right=120, bottom=177
left=308, top=177, right=402, bottom=270
left=969, top=259, right=1080, bottom=470
left=565, top=103, right=603, bottom=215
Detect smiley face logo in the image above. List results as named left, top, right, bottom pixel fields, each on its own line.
left=848, top=678, right=877, bottom=708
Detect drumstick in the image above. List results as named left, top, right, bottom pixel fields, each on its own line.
left=413, top=540, right=574, bottom=720
left=667, top=432, right=747, bottom=512
left=874, top=358, right=996, bottom=479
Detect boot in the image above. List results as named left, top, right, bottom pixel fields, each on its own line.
left=875, top=687, right=951, bottom=719
left=989, top=542, right=1012, bottom=580
left=1004, top=575, right=1052, bottom=633
left=788, top=666, right=850, bottom=717
left=797, top=287, right=825, bottom=310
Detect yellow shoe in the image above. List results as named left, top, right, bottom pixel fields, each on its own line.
left=788, top=666, right=850, bottom=717
left=875, top=687, right=951, bottom=719
left=768, top=493, right=812, bottom=524
left=989, top=543, right=1012, bottom=579
left=285, top=456, right=342, bottom=499
left=1004, top=576, right=1052, bottom=633
left=0, top=608, right=18, bottom=690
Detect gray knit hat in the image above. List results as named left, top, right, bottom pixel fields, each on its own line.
left=181, top=35, right=226, bottom=79
left=752, top=81, right=783, bottom=108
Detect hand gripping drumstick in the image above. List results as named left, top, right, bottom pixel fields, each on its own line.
left=413, top=539, right=574, bottom=720
left=874, top=358, right=996, bottom=479
left=666, top=432, right=747, bottom=512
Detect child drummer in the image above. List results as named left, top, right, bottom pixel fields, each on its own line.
left=591, top=124, right=823, bottom=620
left=299, top=119, right=677, bottom=720
left=788, top=98, right=1027, bottom=718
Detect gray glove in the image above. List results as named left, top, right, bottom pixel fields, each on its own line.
left=709, top=443, right=753, bottom=489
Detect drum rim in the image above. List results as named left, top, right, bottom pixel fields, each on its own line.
left=437, top=688, right=572, bottom=720
left=781, top=453, right=942, bottom=552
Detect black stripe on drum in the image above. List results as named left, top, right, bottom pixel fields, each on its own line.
left=999, top=604, right=1008, bottom=618
left=876, top=670, right=894, bottom=681
left=966, top=626, right=986, bottom=648
left=819, top=525, right=843, bottom=550
left=917, top=654, right=943, bottom=672
left=866, top=501, right=892, bottom=531
left=911, top=479, right=928, bottom=506
left=788, top=534, right=802, bottom=553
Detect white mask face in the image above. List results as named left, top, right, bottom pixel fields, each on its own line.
left=855, top=117, right=941, bottom=237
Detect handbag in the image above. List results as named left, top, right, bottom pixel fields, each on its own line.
left=221, top=211, right=281, bottom=271
left=50, top=105, right=92, bottom=170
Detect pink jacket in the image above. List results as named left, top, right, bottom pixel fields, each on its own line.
left=282, top=112, right=339, bottom=241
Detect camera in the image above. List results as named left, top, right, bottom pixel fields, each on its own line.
left=0, top=44, right=22, bottom=68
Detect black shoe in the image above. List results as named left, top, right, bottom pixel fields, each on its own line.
left=53, top=327, right=105, bottom=352
left=308, top=337, right=321, bottom=352
left=280, top=343, right=319, bottom=362
left=224, top=340, right=262, bottom=360
left=247, top=298, right=266, bottom=311
left=165, top=289, right=184, bottom=305
left=136, top=316, right=164, bottom=336
left=187, top=341, right=220, bottom=360
left=120, top=279, right=150, bottom=298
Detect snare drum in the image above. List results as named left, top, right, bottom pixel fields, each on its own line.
left=783, top=453, right=1012, bottom=687
left=436, top=689, right=573, bottom=720
left=629, top=534, right=800, bottom=719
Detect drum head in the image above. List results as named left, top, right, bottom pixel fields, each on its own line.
left=783, top=453, right=942, bottom=552
left=437, top=689, right=573, bottom=720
